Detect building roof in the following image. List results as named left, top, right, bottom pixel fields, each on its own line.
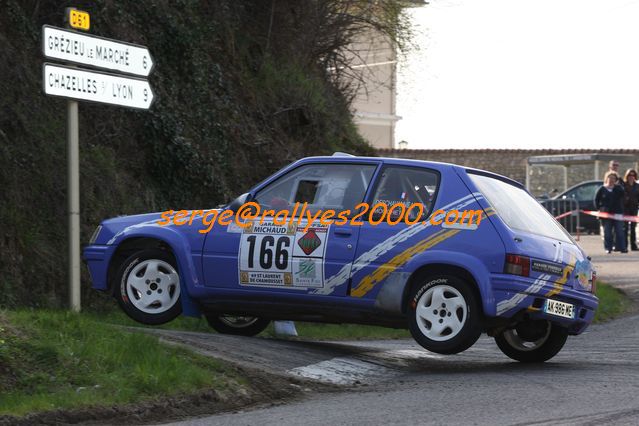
left=527, top=153, right=637, bottom=165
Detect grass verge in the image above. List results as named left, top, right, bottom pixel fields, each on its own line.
left=0, top=310, right=247, bottom=417
left=593, top=281, right=634, bottom=322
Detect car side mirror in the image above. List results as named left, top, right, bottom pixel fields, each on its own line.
left=228, top=193, right=251, bottom=212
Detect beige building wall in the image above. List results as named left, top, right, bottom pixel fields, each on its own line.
left=377, top=148, right=639, bottom=197
left=347, top=30, right=401, bottom=149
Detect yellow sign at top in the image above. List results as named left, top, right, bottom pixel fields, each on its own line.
left=67, top=8, right=90, bottom=31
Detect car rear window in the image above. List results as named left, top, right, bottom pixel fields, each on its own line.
left=469, top=172, right=573, bottom=243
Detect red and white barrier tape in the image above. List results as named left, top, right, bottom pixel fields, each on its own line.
left=554, top=210, right=576, bottom=220
left=581, top=210, right=639, bottom=223
left=554, top=209, right=639, bottom=223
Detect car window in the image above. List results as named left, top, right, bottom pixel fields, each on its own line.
left=370, top=166, right=439, bottom=220
left=469, top=173, right=573, bottom=243
left=567, top=183, right=598, bottom=202
left=254, top=163, right=376, bottom=213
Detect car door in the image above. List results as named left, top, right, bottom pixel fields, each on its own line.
left=201, top=161, right=378, bottom=297
left=344, top=164, right=442, bottom=301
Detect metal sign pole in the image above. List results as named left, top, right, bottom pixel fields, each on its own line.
left=65, top=8, right=82, bottom=312
left=68, top=99, right=81, bottom=312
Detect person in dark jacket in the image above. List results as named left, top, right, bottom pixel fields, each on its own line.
left=595, top=171, right=627, bottom=253
left=623, top=169, right=639, bottom=251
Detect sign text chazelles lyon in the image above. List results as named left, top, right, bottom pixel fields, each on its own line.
left=43, top=63, right=154, bottom=109
left=42, top=25, right=153, bottom=77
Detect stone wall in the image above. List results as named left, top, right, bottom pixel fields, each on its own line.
left=376, top=149, right=639, bottom=196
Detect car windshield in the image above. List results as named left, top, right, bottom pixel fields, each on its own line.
left=469, top=172, right=573, bottom=243
left=564, top=182, right=598, bottom=202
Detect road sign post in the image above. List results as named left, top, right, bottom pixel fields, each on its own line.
left=42, top=10, right=154, bottom=312
left=68, top=99, right=81, bottom=312
left=65, top=10, right=83, bottom=313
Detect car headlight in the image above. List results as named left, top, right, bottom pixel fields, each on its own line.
left=89, top=225, right=102, bottom=244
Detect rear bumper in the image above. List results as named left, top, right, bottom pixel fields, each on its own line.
left=491, top=273, right=599, bottom=335
left=82, top=244, right=115, bottom=291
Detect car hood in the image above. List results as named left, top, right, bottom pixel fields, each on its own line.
left=103, top=212, right=166, bottom=227
left=94, top=212, right=167, bottom=245
left=94, top=209, right=226, bottom=245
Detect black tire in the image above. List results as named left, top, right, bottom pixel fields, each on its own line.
left=205, top=315, right=270, bottom=336
left=114, top=249, right=182, bottom=325
left=408, top=275, right=483, bottom=355
left=495, top=321, right=568, bottom=363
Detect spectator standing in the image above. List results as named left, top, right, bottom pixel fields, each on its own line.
left=603, top=161, right=623, bottom=249
left=607, top=160, right=624, bottom=185
left=623, top=169, right=639, bottom=251
left=595, top=171, right=627, bottom=253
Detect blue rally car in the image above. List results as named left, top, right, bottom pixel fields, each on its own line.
left=84, top=153, right=598, bottom=362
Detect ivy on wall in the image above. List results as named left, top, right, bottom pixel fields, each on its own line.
left=0, top=0, right=376, bottom=307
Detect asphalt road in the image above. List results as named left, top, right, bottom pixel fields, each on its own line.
left=151, top=311, right=639, bottom=426
left=152, top=235, right=639, bottom=426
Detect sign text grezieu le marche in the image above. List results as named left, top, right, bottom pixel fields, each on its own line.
left=43, top=25, right=154, bottom=77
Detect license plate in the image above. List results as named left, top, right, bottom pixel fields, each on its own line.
left=544, top=299, right=575, bottom=319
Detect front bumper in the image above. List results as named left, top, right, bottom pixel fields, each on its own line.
left=82, top=244, right=115, bottom=291
left=491, top=273, right=599, bottom=335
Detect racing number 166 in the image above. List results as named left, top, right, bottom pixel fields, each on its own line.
left=245, top=235, right=290, bottom=270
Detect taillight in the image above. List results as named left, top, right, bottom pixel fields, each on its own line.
left=504, top=254, right=530, bottom=277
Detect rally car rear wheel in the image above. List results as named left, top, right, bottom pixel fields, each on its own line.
left=205, top=315, right=270, bottom=336
left=495, top=320, right=568, bottom=363
left=408, top=275, right=482, bottom=354
left=114, top=249, right=182, bottom=325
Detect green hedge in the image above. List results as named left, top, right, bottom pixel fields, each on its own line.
left=0, top=0, right=375, bottom=308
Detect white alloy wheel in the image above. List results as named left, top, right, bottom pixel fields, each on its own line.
left=415, top=284, right=468, bottom=342
left=126, top=259, right=180, bottom=314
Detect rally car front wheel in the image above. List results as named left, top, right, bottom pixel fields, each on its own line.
left=114, top=249, right=182, bottom=325
left=494, top=320, right=568, bottom=363
left=205, top=315, right=270, bottom=336
left=408, top=275, right=483, bottom=354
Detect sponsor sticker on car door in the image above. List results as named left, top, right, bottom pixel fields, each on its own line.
left=238, top=220, right=329, bottom=289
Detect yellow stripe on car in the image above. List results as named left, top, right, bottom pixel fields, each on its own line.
left=350, top=210, right=495, bottom=298
left=351, top=229, right=460, bottom=297
left=545, top=254, right=576, bottom=298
